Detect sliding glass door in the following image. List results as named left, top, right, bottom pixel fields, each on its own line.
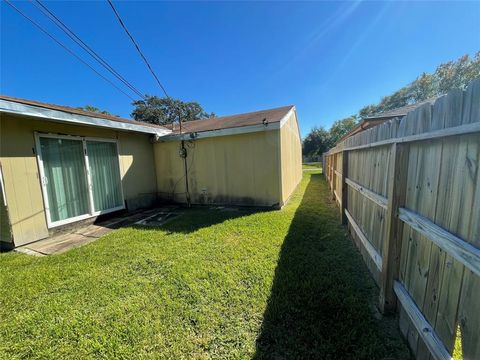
left=39, top=137, right=90, bottom=224
left=37, top=134, right=124, bottom=228
left=86, top=140, right=123, bottom=213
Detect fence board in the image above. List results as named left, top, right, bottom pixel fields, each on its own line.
left=399, top=208, right=480, bottom=277
left=345, top=209, right=383, bottom=272
left=323, top=79, right=480, bottom=360
left=345, top=178, right=388, bottom=209
left=394, top=281, right=452, bottom=360
left=379, top=143, right=409, bottom=313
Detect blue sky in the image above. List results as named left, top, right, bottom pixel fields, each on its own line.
left=1, top=1, right=479, bottom=137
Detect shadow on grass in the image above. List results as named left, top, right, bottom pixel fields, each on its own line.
left=254, top=174, right=410, bottom=359
left=139, top=206, right=271, bottom=235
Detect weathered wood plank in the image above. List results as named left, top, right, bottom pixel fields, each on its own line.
left=432, top=137, right=467, bottom=353
left=394, top=281, right=453, bottom=360
left=379, top=143, right=409, bottom=313
left=332, top=122, right=480, bottom=153
left=341, top=151, right=348, bottom=224
left=345, top=177, right=388, bottom=209
left=399, top=208, right=480, bottom=277
left=462, top=78, right=480, bottom=125
left=345, top=209, right=383, bottom=272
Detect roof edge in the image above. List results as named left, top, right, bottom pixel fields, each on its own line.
left=158, top=121, right=282, bottom=141
left=0, top=99, right=171, bottom=136
left=159, top=105, right=296, bottom=141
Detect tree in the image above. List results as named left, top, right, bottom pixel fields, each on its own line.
left=329, top=116, right=358, bottom=144
left=302, top=126, right=333, bottom=158
left=131, top=95, right=215, bottom=125
left=358, top=52, right=480, bottom=119
left=410, top=73, right=436, bottom=102
left=78, top=105, right=114, bottom=116
left=308, top=52, right=480, bottom=156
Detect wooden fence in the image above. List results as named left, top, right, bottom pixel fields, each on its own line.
left=324, top=79, right=480, bottom=360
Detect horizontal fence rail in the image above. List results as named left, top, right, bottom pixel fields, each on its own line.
left=345, top=177, right=388, bottom=209
left=399, top=208, right=480, bottom=277
left=323, top=79, right=480, bottom=360
left=394, top=281, right=453, bottom=360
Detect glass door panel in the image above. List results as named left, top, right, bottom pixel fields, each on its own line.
left=86, top=141, right=123, bottom=212
left=39, top=137, right=90, bottom=223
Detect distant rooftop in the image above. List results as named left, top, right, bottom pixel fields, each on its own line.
left=364, top=98, right=438, bottom=121
left=338, top=98, right=439, bottom=143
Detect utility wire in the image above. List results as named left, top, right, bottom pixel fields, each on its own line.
left=4, top=0, right=135, bottom=101
left=106, top=0, right=170, bottom=98
left=31, top=0, right=145, bottom=100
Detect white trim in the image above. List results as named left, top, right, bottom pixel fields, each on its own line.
left=83, top=140, right=96, bottom=216
left=0, top=165, right=7, bottom=207
left=279, top=106, right=296, bottom=128
left=160, top=122, right=281, bottom=141
left=0, top=99, right=171, bottom=136
left=35, top=132, right=126, bottom=229
left=35, top=133, right=55, bottom=227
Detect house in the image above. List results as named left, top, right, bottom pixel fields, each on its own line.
left=337, top=98, right=438, bottom=143
left=0, top=96, right=302, bottom=249
left=154, top=105, right=302, bottom=207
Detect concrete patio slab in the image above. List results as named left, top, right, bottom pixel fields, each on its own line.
left=15, top=206, right=181, bottom=256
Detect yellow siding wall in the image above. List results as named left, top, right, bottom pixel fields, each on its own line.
left=154, top=130, right=282, bottom=207
left=280, top=111, right=302, bottom=205
left=0, top=113, right=157, bottom=246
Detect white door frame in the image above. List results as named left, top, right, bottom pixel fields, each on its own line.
left=34, top=132, right=125, bottom=228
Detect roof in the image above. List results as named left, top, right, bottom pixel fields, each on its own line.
left=338, top=98, right=439, bottom=143
left=337, top=119, right=387, bottom=143
left=363, top=98, right=438, bottom=121
left=170, top=105, right=295, bottom=134
left=0, top=95, right=171, bottom=135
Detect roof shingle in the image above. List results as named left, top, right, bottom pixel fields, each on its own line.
left=171, top=105, right=295, bottom=134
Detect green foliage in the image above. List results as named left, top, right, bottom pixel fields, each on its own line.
left=131, top=95, right=215, bottom=125
left=306, top=52, right=480, bottom=157
left=302, top=116, right=358, bottom=158
left=359, top=52, right=480, bottom=118
left=302, top=126, right=333, bottom=158
left=329, top=116, right=358, bottom=144
left=78, top=105, right=114, bottom=116
left=0, top=173, right=411, bottom=359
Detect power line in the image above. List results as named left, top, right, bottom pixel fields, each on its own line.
left=4, top=0, right=135, bottom=101
left=31, top=0, right=145, bottom=100
left=106, top=0, right=170, bottom=98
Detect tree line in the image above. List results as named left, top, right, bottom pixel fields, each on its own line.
left=303, top=52, right=480, bottom=159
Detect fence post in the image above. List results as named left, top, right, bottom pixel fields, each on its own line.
left=379, top=142, right=410, bottom=314
left=331, top=154, right=336, bottom=200
left=322, top=153, right=326, bottom=177
left=341, top=150, right=348, bottom=224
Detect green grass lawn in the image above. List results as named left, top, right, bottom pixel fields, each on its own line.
left=302, top=162, right=322, bottom=170
left=0, top=172, right=410, bottom=359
